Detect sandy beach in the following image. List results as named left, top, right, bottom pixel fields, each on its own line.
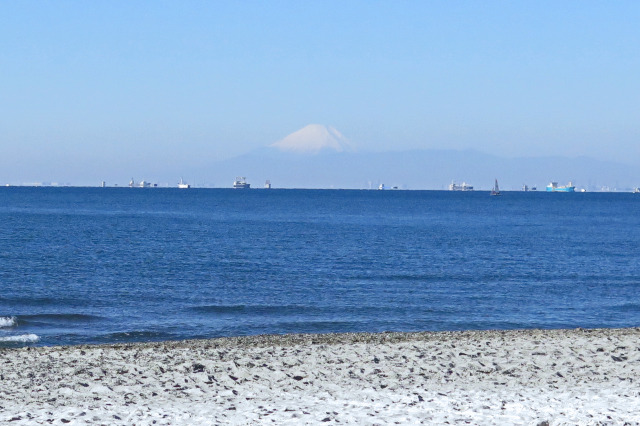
left=1, top=328, right=639, bottom=425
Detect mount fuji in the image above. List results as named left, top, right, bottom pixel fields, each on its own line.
left=190, top=124, right=639, bottom=190
left=270, top=124, right=354, bottom=154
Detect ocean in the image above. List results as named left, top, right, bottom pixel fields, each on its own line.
left=1, top=187, right=639, bottom=347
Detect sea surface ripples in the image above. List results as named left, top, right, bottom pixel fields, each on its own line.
left=1, top=187, right=639, bottom=346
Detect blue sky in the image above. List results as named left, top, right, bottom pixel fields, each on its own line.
left=1, top=1, right=639, bottom=184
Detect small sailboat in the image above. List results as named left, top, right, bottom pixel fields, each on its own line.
left=490, top=179, right=501, bottom=196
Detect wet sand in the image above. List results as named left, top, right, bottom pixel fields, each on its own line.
left=1, top=328, right=639, bottom=424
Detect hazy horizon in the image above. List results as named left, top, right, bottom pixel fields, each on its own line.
left=2, top=2, right=639, bottom=185
left=5, top=143, right=639, bottom=192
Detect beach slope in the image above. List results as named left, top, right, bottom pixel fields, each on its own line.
left=1, top=328, right=639, bottom=424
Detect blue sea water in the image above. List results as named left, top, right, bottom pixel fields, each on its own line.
left=1, top=187, right=640, bottom=347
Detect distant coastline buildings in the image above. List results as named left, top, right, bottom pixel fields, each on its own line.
left=2, top=178, right=636, bottom=192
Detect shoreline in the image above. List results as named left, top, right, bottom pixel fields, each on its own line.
left=2, top=327, right=640, bottom=424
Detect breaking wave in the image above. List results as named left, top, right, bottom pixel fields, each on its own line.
left=0, top=316, right=17, bottom=328
left=0, top=334, right=40, bottom=343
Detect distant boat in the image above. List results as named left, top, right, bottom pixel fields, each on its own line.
left=546, top=182, right=575, bottom=192
left=264, top=180, right=271, bottom=189
left=633, top=188, right=640, bottom=193
left=490, top=179, right=501, bottom=196
left=233, top=177, right=250, bottom=189
left=129, top=178, right=152, bottom=188
left=449, top=181, right=474, bottom=191
left=378, top=184, right=399, bottom=190
left=178, top=178, right=190, bottom=189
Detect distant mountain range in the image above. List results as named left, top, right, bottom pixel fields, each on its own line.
left=4, top=124, right=636, bottom=189
left=199, top=125, right=639, bottom=191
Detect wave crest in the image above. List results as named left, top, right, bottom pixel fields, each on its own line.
left=0, top=316, right=17, bottom=328
left=0, top=334, right=39, bottom=343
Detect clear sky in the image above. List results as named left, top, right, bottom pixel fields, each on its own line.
left=1, top=1, right=639, bottom=184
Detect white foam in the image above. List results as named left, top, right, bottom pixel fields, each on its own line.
left=0, top=316, right=17, bottom=328
left=0, top=334, right=39, bottom=343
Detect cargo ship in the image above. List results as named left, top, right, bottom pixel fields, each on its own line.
left=178, top=178, right=190, bottom=189
left=546, top=182, right=575, bottom=192
left=233, top=177, right=250, bottom=189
